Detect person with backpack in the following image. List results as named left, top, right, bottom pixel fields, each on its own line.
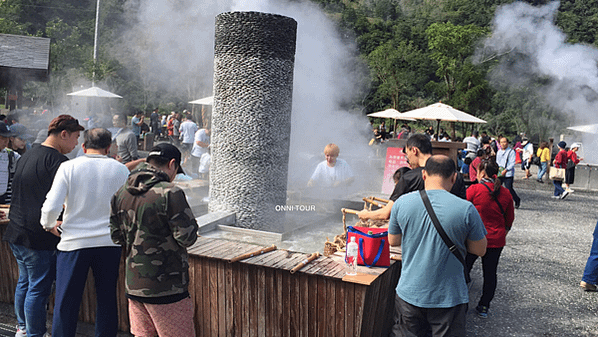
left=465, top=159, right=515, bottom=318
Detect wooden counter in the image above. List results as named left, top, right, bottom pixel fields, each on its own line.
left=1, top=222, right=402, bottom=336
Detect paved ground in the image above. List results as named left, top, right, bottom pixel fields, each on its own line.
left=1, top=167, right=597, bottom=336
left=466, top=168, right=598, bottom=336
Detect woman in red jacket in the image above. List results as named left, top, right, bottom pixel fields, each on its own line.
left=553, top=141, right=568, bottom=199
left=466, top=159, right=515, bottom=318
left=564, top=142, right=583, bottom=193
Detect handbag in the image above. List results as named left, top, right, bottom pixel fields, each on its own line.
left=346, top=226, right=390, bottom=267
left=566, top=159, right=575, bottom=169
left=419, top=190, right=470, bottom=283
left=549, top=166, right=565, bottom=180
left=532, top=156, right=541, bottom=166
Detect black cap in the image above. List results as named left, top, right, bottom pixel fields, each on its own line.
left=0, top=123, right=14, bottom=137
left=147, top=143, right=184, bottom=174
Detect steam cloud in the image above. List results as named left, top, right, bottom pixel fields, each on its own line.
left=114, top=0, right=376, bottom=192
left=477, top=1, right=598, bottom=162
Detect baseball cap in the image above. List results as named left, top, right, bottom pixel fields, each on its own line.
left=0, top=123, right=14, bottom=138
left=10, top=124, right=34, bottom=141
left=557, top=141, right=566, bottom=149
left=47, top=115, right=85, bottom=135
left=571, top=142, right=581, bottom=149
left=147, top=143, right=185, bottom=174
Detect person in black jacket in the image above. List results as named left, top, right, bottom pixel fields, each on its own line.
left=357, top=133, right=466, bottom=222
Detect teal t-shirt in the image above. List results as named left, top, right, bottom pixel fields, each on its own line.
left=389, top=189, right=487, bottom=308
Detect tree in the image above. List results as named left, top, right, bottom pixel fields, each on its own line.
left=426, top=22, right=489, bottom=110
left=366, top=40, right=432, bottom=111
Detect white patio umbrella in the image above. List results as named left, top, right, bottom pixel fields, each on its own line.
left=367, top=108, right=416, bottom=121
left=67, top=86, right=122, bottom=98
left=189, top=96, right=213, bottom=105
left=367, top=108, right=415, bottom=138
left=567, top=123, right=598, bottom=134
left=400, top=102, right=486, bottom=140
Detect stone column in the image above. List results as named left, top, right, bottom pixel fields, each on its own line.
left=209, top=12, right=297, bottom=230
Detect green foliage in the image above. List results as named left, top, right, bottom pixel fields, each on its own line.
left=557, top=0, right=598, bottom=45
left=0, top=0, right=595, bottom=140
left=426, top=22, right=489, bottom=103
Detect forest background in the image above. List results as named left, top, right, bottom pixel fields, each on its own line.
left=0, top=0, right=596, bottom=141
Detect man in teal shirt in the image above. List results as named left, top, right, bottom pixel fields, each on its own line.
left=389, top=155, right=487, bottom=336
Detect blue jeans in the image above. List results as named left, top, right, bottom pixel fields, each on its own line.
left=53, top=247, right=122, bottom=337
left=9, top=243, right=56, bottom=337
left=537, top=162, right=547, bottom=180
left=582, top=221, right=598, bottom=285
left=553, top=179, right=565, bottom=196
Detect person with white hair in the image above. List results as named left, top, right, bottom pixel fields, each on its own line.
left=565, top=142, right=583, bottom=193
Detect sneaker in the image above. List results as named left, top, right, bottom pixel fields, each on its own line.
left=566, top=188, right=575, bottom=193
left=15, top=327, right=26, bottom=337
left=580, top=281, right=597, bottom=292
left=551, top=195, right=560, bottom=199
left=475, top=305, right=489, bottom=318
left=560, top=191, right=570, bottom=199
left=537, top=179, right=544, bottom=183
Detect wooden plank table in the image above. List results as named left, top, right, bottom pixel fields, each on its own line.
left=1, top=221, right=402, bottom=336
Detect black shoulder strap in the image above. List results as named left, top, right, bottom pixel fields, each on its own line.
left=481, top=183, right=506, bottom=217
left=419, top=189, right=470, bottom=283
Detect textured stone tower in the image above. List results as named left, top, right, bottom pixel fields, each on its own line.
left=209, top=12, right=297, bottom=230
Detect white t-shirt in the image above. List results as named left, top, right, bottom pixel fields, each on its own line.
left=522, top=142, right=534, bottom=161
left=179, top=120, right=198, bottom=144
left=199, top=153, right=211, bottom=174
left=463, top=136, right=480, bottom=153
left=191, top=129, right=210, bottom=158
left=309, top=158, right=354, bottom=187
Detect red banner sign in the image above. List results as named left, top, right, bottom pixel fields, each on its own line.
left=381, top=147, right=409, bottom=194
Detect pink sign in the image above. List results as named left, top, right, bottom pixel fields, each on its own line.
left=381, top=147, right=409, bottom=194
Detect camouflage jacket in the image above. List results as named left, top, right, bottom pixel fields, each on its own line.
left=110, top=162, right=198, bottom=301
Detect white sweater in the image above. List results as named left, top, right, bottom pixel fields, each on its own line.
left=41, top=154, right=130, bottom=251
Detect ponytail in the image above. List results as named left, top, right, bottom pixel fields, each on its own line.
left=479, top=159, right=501, bottom=199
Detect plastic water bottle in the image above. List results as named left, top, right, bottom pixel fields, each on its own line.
left=346, top=236, right=358, bottom=275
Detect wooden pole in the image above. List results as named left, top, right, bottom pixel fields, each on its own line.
left=371, top=196, right=389, bottom=204
left=290, top=252, right=320, bottom=274
left=363, top=197, right=384, bottom=208
left=229, top=244, right=277, bottom=263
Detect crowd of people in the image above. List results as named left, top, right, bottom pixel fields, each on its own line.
left=1, top=114, right=199, bottom=337
left=358, top=128, right=591, bottom=335
left=0, top=109, right=593, bottom=336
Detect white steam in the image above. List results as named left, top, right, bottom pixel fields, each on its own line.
left=477, top=0, right=598, bottom=163
left=114, top=0, right=376, bottom=193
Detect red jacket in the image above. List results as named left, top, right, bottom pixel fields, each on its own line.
left=466, top=180, right=515, bottom=248
left=554, top=149, right=567, bottom=168
left=567, top=151, right=580, bottom=166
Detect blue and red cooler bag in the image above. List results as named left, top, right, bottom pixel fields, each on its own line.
left=346, top=226, right=390, bottom=267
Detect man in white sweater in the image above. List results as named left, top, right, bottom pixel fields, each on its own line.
left=40, top=128, right=130, bottom=337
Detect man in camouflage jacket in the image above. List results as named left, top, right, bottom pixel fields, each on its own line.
left=110, top=143, right=198, bottom=336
